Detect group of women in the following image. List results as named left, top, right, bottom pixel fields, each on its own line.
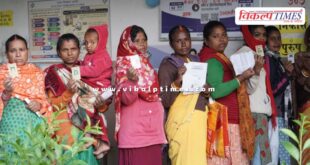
left=0, top=21, right=309, bottom=165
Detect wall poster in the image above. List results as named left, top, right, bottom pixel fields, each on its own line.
left=28, top=0, right=109, bottom=62
left=160, top=0, right=261, bottom=41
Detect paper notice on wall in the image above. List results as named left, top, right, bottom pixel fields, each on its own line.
left=0, top=10, right=13, bottom=26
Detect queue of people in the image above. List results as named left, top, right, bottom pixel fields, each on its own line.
left=0, top=22, right=309, bottom=165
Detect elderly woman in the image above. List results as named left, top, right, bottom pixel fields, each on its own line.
left=0, top=34, right=51, bottom=151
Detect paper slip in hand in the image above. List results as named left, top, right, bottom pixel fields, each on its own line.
left=8, top=63, right=18, bottom=78
left=255, top=45, right=264, bottom=57
left=101, top=90, right=113, bottom=100
left=287, top=53, right=295, bottom=63
left=181, top=62, right=208, bottom=95
left=129, top=55, right=141, bottom=69
left=72, top=67, right=81, bottom=80
left=230, top=47, right=255, bottom=75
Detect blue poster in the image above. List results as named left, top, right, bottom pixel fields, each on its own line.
left=160, top=0, right=261, bottom=40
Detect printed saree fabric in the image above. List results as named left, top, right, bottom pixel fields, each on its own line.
left=0, top=63, right=51, bottom=120
left=207, top=101, right=229, bottom=158
left=114, top=26, right=160, bottom=139
left=200, top=46, right=255, bottom=159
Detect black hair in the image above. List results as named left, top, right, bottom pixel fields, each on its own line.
left=85, top=28, right=98, bottom=36
left=248, top=25, right=265, bottom=35
left=130, top=25, right=148, bottom=42
left=56, top=33, right=80, bottom=53
left=265, top=26, right=281, bottom=45
left=203, top=21, right=227, bottom=40
left=168, top=25, right=190, bottom=44
left=5, top=34, right=28, bottom=53
left=190, top=48, right=197, bottom=55
left=304, top=25, right=310, bottom=50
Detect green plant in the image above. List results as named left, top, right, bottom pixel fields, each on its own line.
left=280, top=113, right=310, bottom=165
left=0, top=106, right=102, bottom=165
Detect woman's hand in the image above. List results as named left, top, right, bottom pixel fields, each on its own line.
left=83, top=133, right=94, bottom=149
left=237, top=68, right=255, bottom=82
left=2, top=77, right=13, bottom=101
left=67, top=79, right=79, bottom=93
left=27, top=100, right=41, bottom=112
left=201, top=83, right=211, bottom=98
left=3, top=77, right=13, bottom=94
left=94, top=94, right=112, bottom=108
left=174, top=65, right=187, bottom=87
left=253, top=55, right=265, bottom=75
left=127, top=67, right=139, bottom=82
left=284, top=61, right=294, bottom=76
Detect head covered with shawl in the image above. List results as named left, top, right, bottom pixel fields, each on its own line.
left=240, top=25, right=266, bottom=51
left=114, top=25, right=160, bottom=139
left=241, top=25, right=278, bottom=129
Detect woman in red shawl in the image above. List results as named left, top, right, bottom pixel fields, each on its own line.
left=239, top=25, right=277, bottom=165
left=115, top=25, right=166, bottom=165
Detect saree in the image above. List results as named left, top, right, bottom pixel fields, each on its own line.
left=45, top=64, right=99, bottom=164
left=0, top=63, right=51, bottom=119
left=301, top=102, right=310, bottom=165
left=207, top=101, right=230, bottom=158
left=0, top=63, right=51, bottom=153
left=115, top=26, right=160, bottom=140
left=165, top=93, right=207, bottom=165
left=200, top=46, right=255, bottom=159
left=46, top=64, right=109, bottom=144
left=0, top=98, right=43, bottom=153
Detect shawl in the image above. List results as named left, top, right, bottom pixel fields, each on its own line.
left=241, top=25, right=278, bottom=128
left=200, top=46, right=255, bottom=158
left=0, top=63, right=51, bottom=119
left=207, top=101, right=230, bottom=158
left=240, top=25, right=266, bottom=51
left=114, top=26, right=160, bottom=140
left=45, top=63, right=101, bottom=96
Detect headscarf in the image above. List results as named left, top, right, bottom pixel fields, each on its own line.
left=241, top=25, right=278, bottom=128
left=240, top=25, right=266, bottom=51
left=114, top=26, right=160, bottom=140
left=0, top=63, right=51, bottom=119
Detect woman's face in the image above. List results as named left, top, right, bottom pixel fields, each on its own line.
left=170, top=30, right=191, bottom=56
left=204, top=26, right=228, bottom=53
left=58, top=40, right=80, bottom=67
left=252, top=26, right=267, bottom=42
left=133, top=32, right=147, bottom=53
left=6, top=39, right=28, bottom=66
left=267, top=30, right=282, bottom=52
